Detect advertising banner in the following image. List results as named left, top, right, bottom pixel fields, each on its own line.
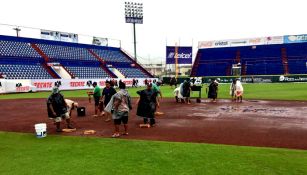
left=266, top=36, right=284, bottom=44
left=202, top=76, right=274, bottom=83
left=0, top=79, right=5, bottom=93
left=60, top=32, right=78, bottom=43
left=284, top=34, right=307, bottom=43
left=40, top=30, right=78, bottom=43
left=0, top=79, right=36, bottom=94
left=199, top=36, right=285, bottom=49
left=40, top=30, right=59, bottom=40
left=199, top=40, right=232, bottom=48
left=201, top=75, right=307, bottom=84
left=92, top=37, right=108, bottom=46
left=166, top=46, right=192, bottom=64
left=198, top=41, right=214, bottom=49
left=230, top=39, right=249, bottom=47
left=213, top=40, right=231, bottom=48
left=30, top=78, right=157, bottom=92
left=248, top=38, right=266, bottom=45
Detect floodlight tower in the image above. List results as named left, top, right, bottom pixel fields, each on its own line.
left=125, top=1, right=143, bottom=63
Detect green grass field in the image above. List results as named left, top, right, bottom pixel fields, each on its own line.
left=1, top=83, right=307, bottom=100
left=0, top=132, right=307, bottom=175
left=1, top=83, right=307, bottom=174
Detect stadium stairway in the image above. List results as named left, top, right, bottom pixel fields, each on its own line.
left=241, top=63, right=247, bottom=75
left=30, top=44, right=61, bottom=79
left=225, top=50, right=241, bottom=76
left=120, top=49, right=154, bottom=78
left=226, top=64, right=231, bottom=76
left=30, top=43, right=49, bottom=62
left=41, top=62, right=61, bottom=79
left=58, top=64, right=75, bottom=79
left=235, top=50, right=241, bottom=63
left=190, top=51, right=201, bottom=77
left=281, top=48, right=289, bottom=75
left=87, top=49, right=117, bottom=78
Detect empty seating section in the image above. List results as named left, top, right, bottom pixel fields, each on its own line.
left=195, top=44, right=287, bottom=76
left=65, top=66, right=110, bottom=79
left=0, top=63, right=52, bottom=79
left=200, top=47, right=237, bottom=61
left=288, top=60, right=307, bottom=74
left=0, top=40, right=41, bottom=58
left=197, top=63, right=229, bottom=76
left=37, top=44, right=96, bottom=61
left=116, top=67, right=148, bottom=78
left=93, top=49, right=131, bottom=62
left=284, top=43, right=307, bottom=74
left=0, top=35, right=152, bottom=79
left=240, top=45, right=283, bottom=75
left=0, top=38, right=50, bottom=79
left=245, top=61, right=284, bottom=75
left=59, top=60, right=111, bottom=79
left=240, top=45, right=281, bottom=59
left=196, top=48, right=236, bottom=76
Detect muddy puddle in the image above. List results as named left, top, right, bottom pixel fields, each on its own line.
left=187, top=100, right=307, bottom=119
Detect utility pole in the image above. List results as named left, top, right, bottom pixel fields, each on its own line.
left=13, top=27, right=21, bottom=37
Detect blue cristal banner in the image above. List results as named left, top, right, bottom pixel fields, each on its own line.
left=166, top=46, right=192, bottom=64
left=284, top=35, right=307, bottom=43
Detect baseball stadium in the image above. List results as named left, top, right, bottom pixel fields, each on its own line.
left=1, top=1, right=307, bottom=175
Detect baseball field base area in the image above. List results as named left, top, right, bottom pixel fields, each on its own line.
left=1, top=84, right=307, bottom=174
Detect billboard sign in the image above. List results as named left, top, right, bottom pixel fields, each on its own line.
left=40, top=30, right=78, bottom=43
left=198, top=40, right=230, bottom=48
left=198, top=41, right=214, bottom=48
left=284, top=34, right=307, bottom=43
left=40, top=30, right=59, bottom=41
left=166, top=46, right=192, bottom=64
left=92, top=37, right=108, bottom=46
left=214, top=40, right=230, bottom=47
left=248, top=38, right=266, bottom=45
left=60, top=32, right=78, bottom=43
left=230, top=39, right=249, bottom=47
left=266, top=36, right=284, bottom=44
left=199, top=35, right=285, bottom=49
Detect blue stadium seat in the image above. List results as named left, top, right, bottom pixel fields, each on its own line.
left=0, top=62, right=52, bottom=79
left=194, top=44, right=286, bottom=76
left=0, top=40, right=41, bottom=58
left=0, top=35, right=152, bottom=79
left=61, top=61, right=111, bottom=79
left=37, top=44, right=97, bottom=61
left=116, top=67, right=149, bottom=78
left=92, top=49, right=132, bottom=63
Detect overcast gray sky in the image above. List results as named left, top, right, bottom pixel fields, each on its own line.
left=0, top=0, right=306, bottom=64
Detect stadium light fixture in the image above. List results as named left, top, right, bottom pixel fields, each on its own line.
left=125, top=1, right=143, bottom=63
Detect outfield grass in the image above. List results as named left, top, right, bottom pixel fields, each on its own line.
left=0, top=132, right=306, bottom=175
left=1, top=83, right=307, bottom=100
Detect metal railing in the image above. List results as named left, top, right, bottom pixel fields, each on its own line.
left=0, top=23, right=121, bottom=48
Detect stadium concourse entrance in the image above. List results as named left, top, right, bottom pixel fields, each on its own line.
left=231, top=63, right=241, bottom=76
left=48, top=63, right=71, bottom=79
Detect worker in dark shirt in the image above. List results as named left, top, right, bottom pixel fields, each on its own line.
left=101, top=80, right=117, bottom=122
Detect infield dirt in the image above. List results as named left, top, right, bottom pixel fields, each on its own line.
left=1, top=98, right=307, bottom=150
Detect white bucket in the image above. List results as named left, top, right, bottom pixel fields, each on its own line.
left=34, top=123, right=47, bottom=138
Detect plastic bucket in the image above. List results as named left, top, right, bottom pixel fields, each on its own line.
left=34, top=123, right=47, bottom=138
